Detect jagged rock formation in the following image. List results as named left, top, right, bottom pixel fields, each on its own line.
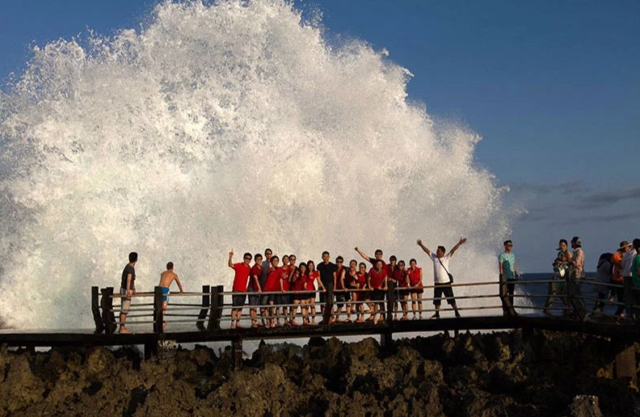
left=0, top=330, right=638, bottom=416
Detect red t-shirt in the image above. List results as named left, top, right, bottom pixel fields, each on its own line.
left=345, top=270, right=358, bottom=289
left=386, top=264, right=396, bottom=280
left=335, top=266, right=345, bottom=289
left=281, top=266, right=294, bottom=291
left=369, top=268, right=387, bottom=289
left=291, top=271, right=307, bottom=292
left=395, top=269, right=408, bottom=287
left=264, top=267, right=284, bottom=292
left=408, top=267, right=422, bottom=287
left=248, top=264, right=262, bottom=290
left=356, top=272, right=368, bottom=289
left=232, top=263, right=251, bottom=292
left=307, top=271, right=319, bottom=291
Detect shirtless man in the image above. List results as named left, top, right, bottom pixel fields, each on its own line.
left=158, top=262, right=184, bottom=330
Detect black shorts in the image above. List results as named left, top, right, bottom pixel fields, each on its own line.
left=335, top=292, right=350, bottom=307
left=410, top=288, right=424, bottom=295
left=276, top=294, right=290, bottom=307
left=319, top=284, right=333, bottom=304
left=248, top=293, right=260, bottom=306
left=370, top=289, right=386, bottom=302
left=433, top=283, right=455, bottom=306
left=260, top=294, right=275, bottom=306
left=232, top=294, right=246, bottom=307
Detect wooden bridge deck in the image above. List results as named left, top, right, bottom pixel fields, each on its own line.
left=1, top=314, right=637, bottom=349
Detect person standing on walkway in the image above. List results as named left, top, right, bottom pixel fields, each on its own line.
left=416, top=238, right=465, bottom=319
left=158, top=262, right=184, bottom=330
left=622, top=239, right=638, bottom=318
left=544, top=239, right=573, bottom=315
left=499, top=240, right=518, bottom=307
left=228, top=250, right=252, bottom=329
left=119, top=252, right=138, bottom=334
left=630, top=239, right=640, bottom=317
left=570, top=237, right=585, bottom=279
left=317, top=251, right=337, bottom=324
left=612, top=241, right=631, bottom=317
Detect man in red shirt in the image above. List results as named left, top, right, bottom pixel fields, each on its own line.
left=367, top=259, right=388, bottom=325
left=228, top=250, right=252, bottom=329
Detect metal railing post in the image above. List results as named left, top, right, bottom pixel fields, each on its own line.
left=153, top=286, right=164, bottom=334
left=92, top=286, right=105, bottom=333
left=323, top=285, right=334, bottom=324
left=197, top=285, right=210, bottom=330
left=386, top=284, right=395, bottom=323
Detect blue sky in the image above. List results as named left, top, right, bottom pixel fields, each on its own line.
left=1, top=0, right=639, bottom=272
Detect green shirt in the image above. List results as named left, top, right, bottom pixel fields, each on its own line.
left=632, top=254, right=640, bottom=288
left=499, top=252, right=517, bottom=280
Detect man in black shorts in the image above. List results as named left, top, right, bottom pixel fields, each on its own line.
left=119, top=252, right=138, bottom=334
left=317, top=251, right=337, bottom=323
left=417, top=238, right=466, bottom=319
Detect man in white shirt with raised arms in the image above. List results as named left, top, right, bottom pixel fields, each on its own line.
left=417, top=237, right=466, bottom=319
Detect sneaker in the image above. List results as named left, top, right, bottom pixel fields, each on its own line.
left=430, top=313, right=440, bottom=320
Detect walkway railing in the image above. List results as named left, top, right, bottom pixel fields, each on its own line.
left=92, top=274, right=640, bottom=335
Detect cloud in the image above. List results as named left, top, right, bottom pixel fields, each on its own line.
left=548, top=211, right=637, bottom=226
left=508, top=181, right=586, bottom=195
left=578, top=187, right=640, bottom=208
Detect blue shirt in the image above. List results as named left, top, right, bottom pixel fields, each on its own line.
left=499, top=252, right=516, bottom=280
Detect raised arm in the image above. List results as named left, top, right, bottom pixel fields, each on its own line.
left=354, top=247, right=372, bottom=262
left=448, top=237, right=467, bottom=258
left=227, top=250, right=234, bottom=269
left=416, top=239, right=431, bottom=257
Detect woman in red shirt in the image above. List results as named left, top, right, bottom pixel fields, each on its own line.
left=344, top=259, right=359, bottom=323
left=306, top=260, right=322, bottom=325
left=407, top=258, right=424, bottom=320
left=290, top=262, right=307, bottom=326
left=354, top=262, right=369, bottom=322
left=262, top=256, right=284, bottom=328
left=248, top=254, right=263, bottom=328
left=395, top=260, right=410, bottom=321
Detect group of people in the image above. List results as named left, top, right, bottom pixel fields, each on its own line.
left=114, top=235, right=640, bottom=333
left=594, top=238, right=640, bottom=317
left=227, top=238, right=468, bottom=329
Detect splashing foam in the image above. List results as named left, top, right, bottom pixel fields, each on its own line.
left=0, top=0, right=511, bottom=329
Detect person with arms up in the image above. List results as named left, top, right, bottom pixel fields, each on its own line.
left=499, top=240, right=518, bottom=308
left=228, top=250, right=252, bottom=329
left=355, top=247, right=387, bottom=315
left=119, top=252, right=138, bottom=334
left=417, top=238, right=465, bottom=319
left=158, top=261, right=184, bottom=330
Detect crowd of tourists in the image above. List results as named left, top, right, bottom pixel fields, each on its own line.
left=114, top=236, right=640, bottom=333
left=225, top=239, right=468, bottom=329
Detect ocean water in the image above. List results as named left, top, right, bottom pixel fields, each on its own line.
left=0, top=0, right=514, bottom=329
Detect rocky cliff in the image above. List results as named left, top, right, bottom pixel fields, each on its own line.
left=0, top=330, right=638, bottom=416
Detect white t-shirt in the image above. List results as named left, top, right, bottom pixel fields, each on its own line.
left=622, top=249, right=637, bottom=277
left=430, top=253, right=452, bottom=284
